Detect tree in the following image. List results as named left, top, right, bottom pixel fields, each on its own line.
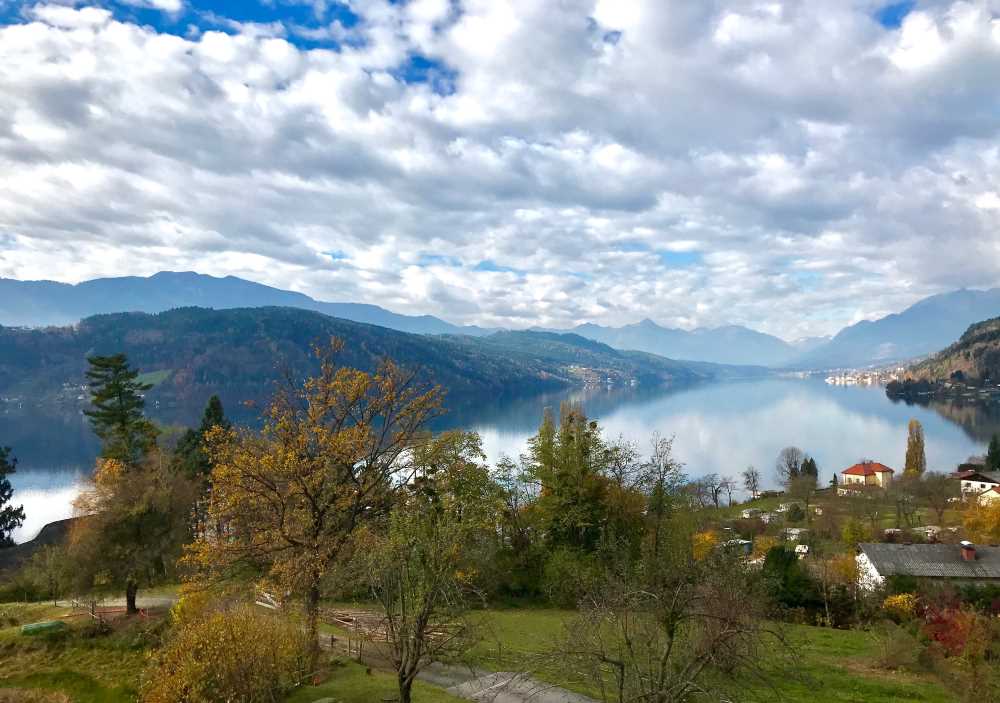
left=964, top=502, right=1000, bottom=544
left=987, top=433, right=1000, bottom=473
left=0, top=447, right=25, bottom=548
left=775, top=447, right=805, bottom=486
left=644, top=433, right=686, bottom=562
left=365, top=432, right=498, bottom=703
left=801, top=456, right=819, bottom=479
left=70, top=452, right=198, bottom=614
left=84, top=354, right=158, bottom=466
left=903, top=419, right=926, bottom=477
left=916, top=472, right=960, bottom=524
left=173, top=395, right=230, bottom=479
left=188, top=341, right=443, bottom=669
left=720, top=476, right=738, bottom=506
left=742, top=465, right=761, bottom=500
left=830, top=472, right=839, bottom=488
left=787, top=473, right=818, bottom=519
left=559, top=528, right=783, bottom=702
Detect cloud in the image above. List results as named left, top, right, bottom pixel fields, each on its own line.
left=0, top=1, right=999, bottom=340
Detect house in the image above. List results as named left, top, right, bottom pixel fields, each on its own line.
left=813, top=506, right=824, bottom=516
left=856, top=542, right=1000, bottom=590
left=759, top=512, right=778, bottom=524
left=952, top=469, right=1000, bottom=497
left=794, top=544, right=810, bottom=559
left=782, top=527, right=809, bottom=542
left=838, top=461, right=894, bottom=494
left=741, top=508, right=761, bottom=520
left=978, top=486, right=1000, bottom=505
left=913, top=525, right=942, bottom=540
left=776, top=502, right=801, bottom=513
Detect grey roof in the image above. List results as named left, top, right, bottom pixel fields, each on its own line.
left=859, top=543, right=1000, bottom=579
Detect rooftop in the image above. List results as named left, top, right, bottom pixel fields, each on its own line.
left=859, top=543, right=1000, bottom=580
left=842, top=461, right=894, bottom=476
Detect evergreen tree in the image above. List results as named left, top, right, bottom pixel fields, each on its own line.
left=801, top=456, right=819, bottom=479
left=830, top=472, right=839, bottom=488
left=84, top=354, right=158, bottom=466
left=0, top=447, right=26, bottom=548
left=903, top=419, right=926, bottom=477
left=173, top=395, right=230, bottom=478
left=986, top=434, right=1000, bottom=473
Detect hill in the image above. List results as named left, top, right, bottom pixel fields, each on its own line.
left=900, top=316, right=1000, bottom=384
left=796, top=288, right=1000, bottom=369
left=0, top=307, right=750, bottom=420
left=0, top=271, right=490, bottom=336
left=545, top=319, right=799, bottom=367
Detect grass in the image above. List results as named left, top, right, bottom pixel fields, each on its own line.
left=464, top=608, right=959, bottom=703
left=288, top=660, right=464, bottom=703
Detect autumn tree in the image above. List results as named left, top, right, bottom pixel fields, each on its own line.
left=70, top=452, right=198, bottom=613
left=775, top=446, right=805, bottom=486
left=903, top=419, right=927, bottom=477
left=0, top=447, right=25, bottom=548
left=84, top=354, right=158, bottom=465
left=188, top=341, right=442, bottom=669
left=964, top=502, right=1000, bottom=544
left=365, top=432, right=499, bottom=703
left=742, top=465, right=761, bottom=499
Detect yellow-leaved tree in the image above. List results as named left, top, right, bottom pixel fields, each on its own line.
left=964, top=502, right=1000, bottom=544
left=185, top=340, right=442, bottom=669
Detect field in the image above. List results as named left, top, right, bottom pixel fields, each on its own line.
left=0, top=600, right=959, bottom=703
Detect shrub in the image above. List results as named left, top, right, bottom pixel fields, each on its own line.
left=140, top=603, right=309, bottom=703
left=786, top=504, right=806, bottom=523
left=872, top=621, right=922, bottom=671
left=541, top=548, right=599, bottom=608
left=882, top=593, right=918, bottom=622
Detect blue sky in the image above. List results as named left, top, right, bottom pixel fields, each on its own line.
left=1, top=0, right=999, bottom=338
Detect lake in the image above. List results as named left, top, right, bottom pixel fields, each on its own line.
left=5, top=377, right=998, bottom=542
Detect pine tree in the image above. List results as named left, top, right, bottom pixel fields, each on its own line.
left=830, top=472, right=839, bottom=488
left=0, top=447, right=26, bottom=548
left=174, top=396, right=230, bottom=478
left=83, top=354, right=158, bottom=466
left=903, top=419, right=926, bottom=477
left=802, top=456, right=819, bottom=478
left=986, top=434, right=1000, bottom=472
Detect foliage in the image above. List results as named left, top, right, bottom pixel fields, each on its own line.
left=987, top=433, right=1000, bottom=473
left=841, top=518, right=869, bottom=545
left=963, top=502, right=1000, bottom=543
left=691, top=530, right=719, bottom=560
left=83, top=354, right=158, bottom=466
left=786, top=503, right=806, bottom=523
left=69, top=453, right=198, bottom=613
left=882, top=594, right=918, bottom=622
left=762, top=546, right=820, bottom=613
left=187, top=340, right=442, bottom=668
left=904, top=419, right=927, bottom=477
left=171, top=396, right=229, bottom=479
left=362, top=432, right=498, bottom=703
left=140, top=603, right=309, bottom=703
left=0, top=448, right=25, bottom=548
left=541, top=548, right=600, bottom=609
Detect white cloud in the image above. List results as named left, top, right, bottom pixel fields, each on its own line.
left=1, top=1, right=999, bottom=340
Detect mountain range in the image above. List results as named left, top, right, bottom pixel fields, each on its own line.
left=2, top=272, right=999, bottom=370
left=0, top=307, right=760, bottom=422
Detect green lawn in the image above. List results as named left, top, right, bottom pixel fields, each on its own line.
left=288, top=660, right=463, bottom=703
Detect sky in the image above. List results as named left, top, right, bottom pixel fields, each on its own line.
left=0, top=1, right=999, bottom=339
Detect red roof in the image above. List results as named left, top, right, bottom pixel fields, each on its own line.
left=842, top=461, right=894, bottom=476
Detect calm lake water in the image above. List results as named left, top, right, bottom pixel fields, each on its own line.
left=5, top=377, right=998, bottom=543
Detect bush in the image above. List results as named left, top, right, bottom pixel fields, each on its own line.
left=882, top=593, right=918, bottom=622
left=786, top=504, right=806, bottom=523
left=872, top=621, right=922, bottom=671
left=140, top=603, right=309, bottom=703
left=541, top=548, right=599, bottom=608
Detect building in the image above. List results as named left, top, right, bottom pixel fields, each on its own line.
left=838, top=461, right=894, bottom=494
left=952, top=469, right=1000, bottom=497
left=782, top=527, right=809, bottom=542
left=759, top=512, right=778, bottom=524
left=978, top=486, right=1000, bottom=505
left=856, top=542, right=1000, bottom=590
left=740, top=508, right=761, bottom=520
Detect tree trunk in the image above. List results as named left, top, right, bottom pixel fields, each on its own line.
left=306, top=580, right=321, bottom=673
left=125, top=579, right=139, bottom=615
left=399, top=671, right=414, bottom=703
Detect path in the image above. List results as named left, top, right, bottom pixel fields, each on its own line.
left=417, top=662, right=597, bottom=703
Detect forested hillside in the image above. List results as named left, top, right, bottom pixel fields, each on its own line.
left=0, top=307, right=737, bottom=415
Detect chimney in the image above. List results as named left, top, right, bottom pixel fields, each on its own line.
left=960, top=540, right=976, bottom=562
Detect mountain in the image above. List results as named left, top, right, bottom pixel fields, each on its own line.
left=0, top=307, right=755, bottom=422
left=902, top=316, right=1000, bottom=384
left=545, top=319, right=799, bottom=367
left=795, top=288, right=1000, bottom=370
left=0, top=271, right=490, bottom=336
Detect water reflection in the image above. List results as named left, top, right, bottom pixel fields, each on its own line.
left=4, top=378, right=997, bottom=542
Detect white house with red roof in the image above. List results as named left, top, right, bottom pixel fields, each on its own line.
left=838, top=460, right=894, bottom=495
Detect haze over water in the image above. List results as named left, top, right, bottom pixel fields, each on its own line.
left=5, top=377, right=996, bottom=543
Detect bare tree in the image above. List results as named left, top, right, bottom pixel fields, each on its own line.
left=556, top=546, right=787, bottom=702
left=915, top=472, right=960, bottom=524
left=602, top=436, right=643, bottom=490
left=645, top=433, right=687, bottom=560
left=742, top=465, right=761, bottom=500
left=775, top=446, right=806, bottom=486
left=720, top=476, right=738, bottom=506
